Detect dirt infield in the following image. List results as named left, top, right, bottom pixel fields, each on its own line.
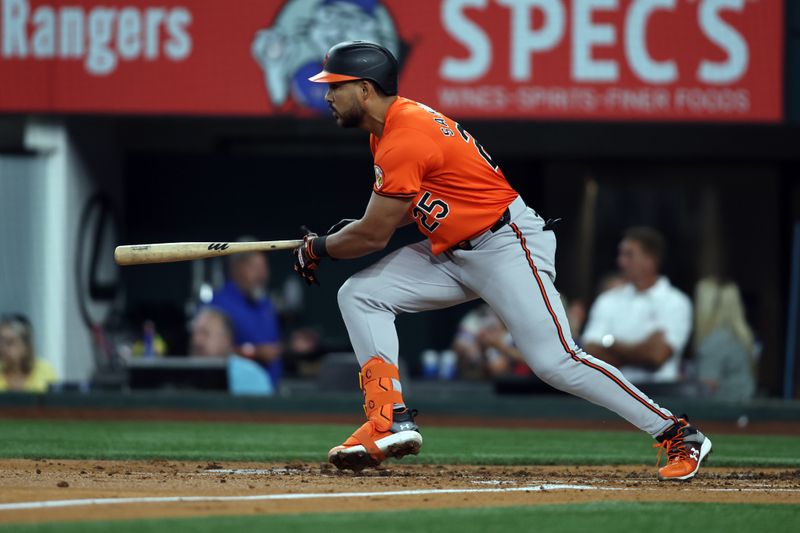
left=1, top=459, right=798, bottom=525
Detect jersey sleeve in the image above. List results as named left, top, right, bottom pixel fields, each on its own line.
left=373, top=127, right=441, bottom=199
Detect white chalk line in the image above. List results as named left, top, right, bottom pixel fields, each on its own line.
left=2, top=483, right=799, bottom=512
left=203, top=468, right=293, bottom=475
left=196, top=470, right=800, bottom=493
left=0, top=484, right=607, bottom=511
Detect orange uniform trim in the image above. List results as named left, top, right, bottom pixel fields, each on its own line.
left=305, top=240, right=318, bottom=261
left=373, top=189, right=418, bottom=200
left=308, top=70, right=360, bottom=84
left=509, top=223, right=677, bottom=425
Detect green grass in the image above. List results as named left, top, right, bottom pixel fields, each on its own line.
left=1, top=419, right=799, bottom=467
left=1, top=503, right=798, bottom=533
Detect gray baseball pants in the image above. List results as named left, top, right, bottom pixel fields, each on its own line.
left=337, top=196, right=677, bottom=437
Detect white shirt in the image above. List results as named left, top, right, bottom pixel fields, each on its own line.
left=582, top=276, right=692, bottom=383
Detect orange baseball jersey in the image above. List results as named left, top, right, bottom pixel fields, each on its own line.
left=370, top=97, right=519, bottom=255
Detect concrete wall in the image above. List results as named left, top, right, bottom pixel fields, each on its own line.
left=0, top=120, right=122, bottom=383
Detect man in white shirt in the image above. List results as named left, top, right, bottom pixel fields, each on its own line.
left=582, top=227, right=692, bottom=383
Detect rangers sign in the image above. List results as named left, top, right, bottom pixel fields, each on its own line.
left=0, top=0, right=783, bottom=121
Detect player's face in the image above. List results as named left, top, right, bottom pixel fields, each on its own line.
left=325, top=81, right=365, bottom=128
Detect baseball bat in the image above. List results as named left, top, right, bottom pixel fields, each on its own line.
left=114, top=240, right=304, bottom=266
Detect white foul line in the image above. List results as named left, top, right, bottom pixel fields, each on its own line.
left=3, top=484, right=798, bottom=512
left=0, top=484, right=605, bottom=511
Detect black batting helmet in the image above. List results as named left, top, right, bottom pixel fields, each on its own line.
left=308, top=41, right=398, bottom=96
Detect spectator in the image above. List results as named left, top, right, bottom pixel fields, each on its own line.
left=566, top=273, right=625, bottom=338
left=693, top=277, right=756, bottom=401
left=562, top=274, right=625, bottom=340
left=283, top=326, right=326, bottom=377
left=189, top=307, right=273, bottom=396
left=452, top=304, right=531, bottom=379
left=190, top=307, right=236, bottom=358
left=582, top=227, right=692, bottom=383
left=0, top=314, right=57, bottom=393
left=211, top=246, right=283, bottom=389
left=563, top=295, right=587, bottom=340
left=131, top=320, right=168, bottom=358
left=597, top=272, right=626, bottom=294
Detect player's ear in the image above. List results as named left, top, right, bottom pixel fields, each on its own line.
left=360, top=80, right=371, bottom=98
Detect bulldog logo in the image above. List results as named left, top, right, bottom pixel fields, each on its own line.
left=252, top=0, right=403, bottom=113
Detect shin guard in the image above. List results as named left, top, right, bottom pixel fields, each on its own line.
left=351, top=357, right=404, bottom=459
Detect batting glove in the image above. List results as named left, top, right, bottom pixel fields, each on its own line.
left=293, top=227, right=328, bottom=286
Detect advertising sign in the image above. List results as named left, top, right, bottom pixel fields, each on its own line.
left=0, top=0, right=783, bottom=121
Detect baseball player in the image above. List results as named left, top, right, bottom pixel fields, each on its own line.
left=293, top=41, right=712, bottom=480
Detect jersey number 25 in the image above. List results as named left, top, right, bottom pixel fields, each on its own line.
left=412, top=191, right=450, bottom=232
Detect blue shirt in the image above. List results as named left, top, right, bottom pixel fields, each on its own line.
left=210, top=281, right=282, bottom=387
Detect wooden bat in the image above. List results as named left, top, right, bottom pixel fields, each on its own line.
left=114, top=240, right=304, bottom=266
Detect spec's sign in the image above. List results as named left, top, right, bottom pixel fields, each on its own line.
left=0, top=0, right=782, bottom=121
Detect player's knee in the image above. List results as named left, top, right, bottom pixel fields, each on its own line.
left=337, top=278, right=356, bottom=311
left=337, top=276, right=369, bottom=312
left=528, top=354, right=569, bottom=385
left=533, top=361, right=559, bottom=383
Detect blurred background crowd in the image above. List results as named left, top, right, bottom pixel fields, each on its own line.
left=1, top=0, right=798, bottom=402
left=0, top=222, right=776, bottom=402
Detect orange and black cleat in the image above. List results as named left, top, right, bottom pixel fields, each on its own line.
left=328, top=357, right=422, bottom=472
left=654, top=416, right=713, bottom=481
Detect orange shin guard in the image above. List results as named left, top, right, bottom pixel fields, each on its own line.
left=351, top=357, right=404, bottom=459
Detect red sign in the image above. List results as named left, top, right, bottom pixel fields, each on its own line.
left=0, top=0, right=783, bottom=121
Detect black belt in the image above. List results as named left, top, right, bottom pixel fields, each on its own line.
left=450, top=207, right=511, bottom=252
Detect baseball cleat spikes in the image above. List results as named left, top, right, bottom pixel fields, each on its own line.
left=386, top=435, right=423, bottom=460
left=329, top=449, right=380, bottom=473
left=328, top=430, right=423, bottom=472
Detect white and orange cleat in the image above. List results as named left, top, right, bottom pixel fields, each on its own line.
left=328, top=357, right=422, bottom=472
left=654, top=416, right=713, bottom=481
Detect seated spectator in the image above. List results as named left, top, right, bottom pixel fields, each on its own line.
left=189, top=307, right=272, bottom=396
left=0, top=314, right=57, bottom=393
left=565, top=272, right=625, bottom=340
left=561, top=274, right=625, bottom=340
left=131, top=320, right=168, bottom=358
left=452, top=304, right=532, bottom=379
left=190, top=307, right=236, bottom=358
left=582, top=227, right=692, bottom=383
left=597, top=271, right=626, bottom=294
left=562, top=295, right=587, bottom=340
left=283, top=326, right=326, bottom=378
left=693, top=277, right=757, bottom=401
left=211, top=245, right=283, bottom=389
